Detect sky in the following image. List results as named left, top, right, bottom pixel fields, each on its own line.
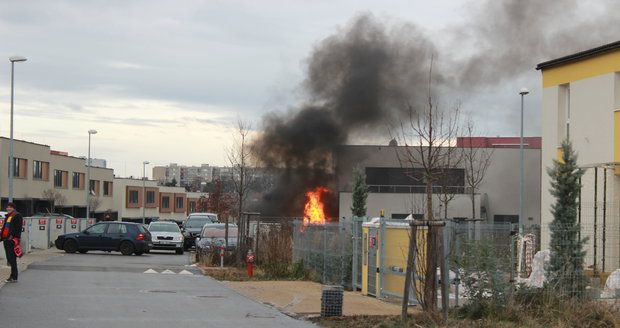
left=0, top=0, right=587, bottom=178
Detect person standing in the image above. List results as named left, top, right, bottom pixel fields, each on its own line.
left=1, top=202, right=23, bottom=283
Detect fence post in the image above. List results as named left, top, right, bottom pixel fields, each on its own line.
left=454, top=225, right=460, bottom=307
left=323, top=224, right=327, bottom=284
left=379, top=217, right=386, bottom=299
left=340, top=222, right=345, bottom=287
left=440, top=223, right=449, bottom=321
left=352, top=217, right=359, bottom=291
left=594, top=167, right=598, bottom=275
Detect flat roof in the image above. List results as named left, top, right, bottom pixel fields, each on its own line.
left=536, top=40, right=620, bottom=70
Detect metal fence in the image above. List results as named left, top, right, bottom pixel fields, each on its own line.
left=292, top=220, right=352, bottom=287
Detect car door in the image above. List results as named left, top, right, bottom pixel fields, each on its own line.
left=79, top=223, right=108, bottom=250
left=104, top=223, right=128, bottom=250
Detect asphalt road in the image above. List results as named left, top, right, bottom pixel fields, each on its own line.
left=0, top=250, right=315, bottom=328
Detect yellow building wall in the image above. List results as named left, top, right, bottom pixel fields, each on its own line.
left=542, top=50, right=620, bottom=87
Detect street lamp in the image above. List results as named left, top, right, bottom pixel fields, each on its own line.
left=519, top=88, right=529, bottom=227
left=86, top=129, right=97, bottom=219
left=142, top=161, right=150, bottom=224
left=8, top=56, right=27, bottom=203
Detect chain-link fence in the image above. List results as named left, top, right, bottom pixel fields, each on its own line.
left=292, top=220, right=352, bottom=287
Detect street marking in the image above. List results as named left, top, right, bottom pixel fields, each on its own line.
left=161, top=269, right=176, bottom=274
left=144, top=269, right=158, bottom=274
left=178, top=270, right=193, bottom=275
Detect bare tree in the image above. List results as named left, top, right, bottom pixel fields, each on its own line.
left=462, top=117, right=493, bottom=222
left=89, top=196, right=101, bottom=216
left=42, top=189, right=68, bottom=213
left=395, top=61, right=460, bottom=315
left=437, top=136, right=463, bottom=219
left=226, top=118, right=255, bottom=254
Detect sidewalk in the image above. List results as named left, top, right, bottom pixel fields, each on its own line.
left=0, top=248, right=64, bottom=288
left=224, top=280, right=407, bottom=317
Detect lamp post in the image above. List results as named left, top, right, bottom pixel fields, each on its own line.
left=519, top=88, right=529, bottom=227
left=86, top=129, right=97, bottom=219
left=142, top=161, right=150, bottom=224
left=8, top=56, right=27, bottom=203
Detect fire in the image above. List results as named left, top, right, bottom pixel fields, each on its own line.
left=303, top=186, right=329, bottom=228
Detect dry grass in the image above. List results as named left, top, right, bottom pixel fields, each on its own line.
left=313, top=300, right=620, bottom=328
left=201, top=266, right=265, bottom=281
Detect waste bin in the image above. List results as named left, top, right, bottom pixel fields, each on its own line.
left=65, top=218, right=80, bottom=234
left=49, top=218, right=66, bottom=247
left=29, top=217, right=51, bottom=249
left=321, top=285, right=344, bottom=317
left=21, top=220, right=31, bottom=253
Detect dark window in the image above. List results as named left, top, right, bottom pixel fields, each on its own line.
left=103, top=181, right=112, bottom=196
left=189, top=201, right=196, bottom=213
left=146, top=191, right=156, bottom=204
left=161, top=196, right=170, bottom=209
left=33, top=160, right=43, bottom=179
left=128, top=190, right=139, bottom=204
left=494, top=215, right=519, bottom=224
left=54, top=170, right=66, bottom=188
left=365, top=167, right=464, bottom=193
left=72, top=172, right=81, bottom=189
left=176, top=197, right=184, bottom=209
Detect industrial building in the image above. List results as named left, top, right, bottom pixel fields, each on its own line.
left=336, top=138, right=541, bottom=226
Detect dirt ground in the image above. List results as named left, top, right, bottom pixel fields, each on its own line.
left=224, top=280, right=410, bottom=317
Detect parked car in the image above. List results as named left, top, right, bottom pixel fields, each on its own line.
left=195, top=223, right=238, bottom=261
left=148, top=221, right=184, bottom=254
left=182, top=213, right=218, bottom=250
left=55, top=221, right=152, bottom=256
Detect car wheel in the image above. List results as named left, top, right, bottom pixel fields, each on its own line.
left=119, top=241, right=135, bottom=256
left=176, top=248, right=184, bottom=255
left=64, top=240, right=78, bottom=253
left=78, top=250, right=88, bottom=254
left=135, top=251, right=143, bottom=256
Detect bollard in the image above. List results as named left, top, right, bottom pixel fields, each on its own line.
left=246, top=249, right=255, bottom=278
left=219, top=246, right=225, bottom=268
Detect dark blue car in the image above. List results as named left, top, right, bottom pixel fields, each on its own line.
left=55, top=222, right=152, bottom=256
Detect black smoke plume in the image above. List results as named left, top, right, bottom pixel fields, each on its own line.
left=252, top=2, right=620, bottom=217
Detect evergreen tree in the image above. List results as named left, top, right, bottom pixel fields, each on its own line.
left=547, top=139, right=587, bottom=298
left=351, top=168, right=368, bottom=218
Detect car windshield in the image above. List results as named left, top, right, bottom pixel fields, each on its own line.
left=186, top=215, right=216, bottom=228
left=202, top=226, right=238, bottom=238
left=149, top=223, right=180, bottom=232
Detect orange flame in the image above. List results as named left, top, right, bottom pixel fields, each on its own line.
left=303, top=187, right=328, bottom=228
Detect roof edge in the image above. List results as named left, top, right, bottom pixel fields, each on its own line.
left=536, top=40, right=620, bottom=70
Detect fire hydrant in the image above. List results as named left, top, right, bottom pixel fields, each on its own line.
left=246, top=249, right=255, bottom=279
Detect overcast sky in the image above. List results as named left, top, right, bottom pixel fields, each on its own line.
left=0, top=0, right=575, bottom=178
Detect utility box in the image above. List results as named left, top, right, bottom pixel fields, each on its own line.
left=49, top=218, right=66, bottom=247
left=29, top=217, right=51, bottom=249
left=65, top=218, right=80, bottom=234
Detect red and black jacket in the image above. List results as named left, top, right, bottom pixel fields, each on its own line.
left=1, top=212, right=23, bottom=240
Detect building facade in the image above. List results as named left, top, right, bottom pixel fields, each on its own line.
left=538, top=40, right=620, bottom=272
left=0, top=138, right=115, bottom=218
left=336, top=140, right=541, bottom=226
left=112, top=177, right=207, bottom=222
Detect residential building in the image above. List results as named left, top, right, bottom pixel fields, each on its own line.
left=0, top=137, right=115, bottom=218
left=537, top=40, right=620, bottom=272
left=336, top=139, right=541, bottom=226
left=112, top=177, right=207, bottom=222
left=153, top=163, right=233, bottom=187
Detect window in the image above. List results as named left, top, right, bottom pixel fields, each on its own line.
left=161, top=196, right=170, bottom=209
left=494, top=215, right=519, bottom=224
left=9, top=158, right=27, bottom=178
left=365, top=167, right=465, bottom=193
left=72, top=172, right=85, bottom=189
left=128, top=190, right=139, bottom=204
left=146, top=191, right=156, bottom=204
left=54, top=170, right=68, bottom=188
left=90, top=180, right=100, bottom=196
left=106, top=223, right=127, bottom=234
left=85, top=224, right=106, bottom=234
left=33, top=160, right=49, bottom=180
left=188, top=201, right=196, bottom=213
left=103, top=181, right=112, bottom=196
left=176, top=197, right=184, bottom=209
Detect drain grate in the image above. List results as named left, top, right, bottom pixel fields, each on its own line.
left=196, top=295, right=226, bottom=298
